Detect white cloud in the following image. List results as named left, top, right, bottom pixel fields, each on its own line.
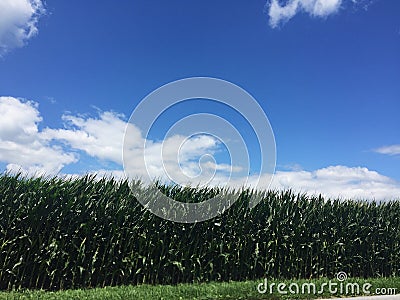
left=202, top=165, right=400, bottom=201
left=42, top=110, right=243, bottom=186
left=374, top=145, right=400, bottom=156
left=0, top=96, right=76, bottom=174
left=1, top=96, right=399, bottom=201
left=0, top=0, right=45, bottom=56
left=266, top=0, right=342, bottom=28
left=270, top=166, right=400, bottom=201
left=42, top=111, right=130, bottom=164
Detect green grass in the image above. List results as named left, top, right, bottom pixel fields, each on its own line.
left=1, top=278, right=399, bottom=300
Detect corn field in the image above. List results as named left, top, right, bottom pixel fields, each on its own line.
left=0, top=173, right=399, bottom=290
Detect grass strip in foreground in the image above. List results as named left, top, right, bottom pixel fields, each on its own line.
left=1, top=277, right=399, bottom=300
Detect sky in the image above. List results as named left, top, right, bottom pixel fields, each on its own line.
left=0, top=0, right=399, bottom=200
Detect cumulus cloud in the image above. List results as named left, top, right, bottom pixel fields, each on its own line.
left=271, top=166, right=400, bottom=201
left=266, top=0, right=343, bottom=28
left=44, top=114, right=242, bottom=186
left=140, top=134, right=237, bottom=185
left=0, top=96, right=76, bottom=175
left=42, top=111, right=129, bottom=164
left=374, top=145, right=400, bottom=156
left=1, top=96, right=399, bottom=201
left=200, top=165, right=400, bottom=201
left=0, top=0, right=45, bottom=56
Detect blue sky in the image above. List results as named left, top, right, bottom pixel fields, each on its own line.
left=0, top=0, right=399, bottom=200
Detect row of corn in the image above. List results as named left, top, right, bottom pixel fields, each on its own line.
left=0, top=173, right=399, bottom=290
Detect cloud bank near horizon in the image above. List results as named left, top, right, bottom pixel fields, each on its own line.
left=0, top=96, right=399, bottom=201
